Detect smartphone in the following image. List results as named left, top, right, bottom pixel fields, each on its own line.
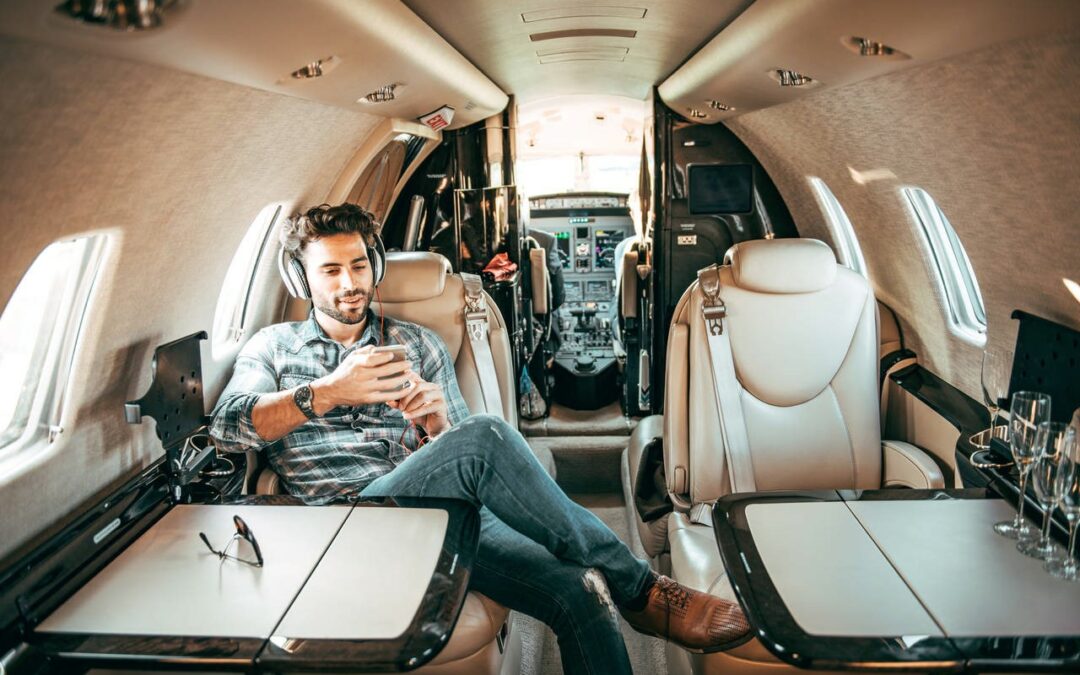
left=372, top=345, right=409, bottom=392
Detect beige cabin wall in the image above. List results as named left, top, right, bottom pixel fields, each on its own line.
left=0, top=35, right=382, bottom=560
left=725, top=31, right=1080, bottom=402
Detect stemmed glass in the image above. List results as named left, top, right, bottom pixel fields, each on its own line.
left=980, top=348, right=1013, bottom=430
left=970, top=348, right=1013, bottom=454
left=1047, top=421, right=1080, bottom=581
left=994, top=391, right=1051, bottom=539
left=1017, top=421, right=1073, bottom=559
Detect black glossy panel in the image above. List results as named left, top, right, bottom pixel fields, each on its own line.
left=713, top=489, right=1080, bottom=672
left=19, top=490, right=479, bottom=673
left=0, top=464, right=171, bottom=652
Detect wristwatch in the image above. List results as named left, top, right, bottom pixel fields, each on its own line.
left=293, top=384, right=318, bottom=420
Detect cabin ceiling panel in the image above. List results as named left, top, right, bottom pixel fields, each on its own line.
left=0, top=35, right=383, bottom=561
left=723, top=31, right=1080, bottom=403
left=660, top=0, right=1080, bottom=124
left=402, top=0, right=753, bottom=103
left=0, top=0, right=507, bottom=129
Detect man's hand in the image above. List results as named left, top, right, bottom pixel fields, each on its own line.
left=311, top=345, right=413, bottom=415
left=388, top=371, right=450, bottom=437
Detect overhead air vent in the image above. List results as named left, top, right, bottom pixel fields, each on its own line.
left=842, top=36, right=911, bottom=60
left=537, top=47, right=629, bottom=64
left=770, top=69, right=818, bottom=87
left=55, top=0, right=180, bottom=31
left=707, top=100, right=734, bottom=112
left=359, top=84, right=399, bottom=104
left=530, top=28, right=638, bottom=41
left=521, top=6, right=647, bottom=22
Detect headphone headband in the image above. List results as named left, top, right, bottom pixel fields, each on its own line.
left=277, top=232, right=386, bottom=300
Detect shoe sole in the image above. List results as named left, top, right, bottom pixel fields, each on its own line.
left=622, top=622, right=755, bottom=654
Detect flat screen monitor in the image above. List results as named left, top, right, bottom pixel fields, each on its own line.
left=564, top=281, right=582, bottom=302
left=687, top=164, right=753, bottom=215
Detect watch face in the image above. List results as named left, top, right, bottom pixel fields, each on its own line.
left=294, top=384, right=316, bottom=418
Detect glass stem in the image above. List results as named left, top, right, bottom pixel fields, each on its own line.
left=1013, top=470, right=1028, bottom=529
left=1039, top=503, right=1053, bottom=548
left=1068, top=519, right=1080, bottom=573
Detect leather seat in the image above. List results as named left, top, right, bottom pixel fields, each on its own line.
left=248, top=251, right=544, bottom=674
left=655, top=239, right=944, bottom=675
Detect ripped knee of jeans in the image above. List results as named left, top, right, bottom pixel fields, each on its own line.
left=581, top=568, right=618, bottom=622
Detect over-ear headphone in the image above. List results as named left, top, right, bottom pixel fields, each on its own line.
left=278, top=232, right=386, bottom=300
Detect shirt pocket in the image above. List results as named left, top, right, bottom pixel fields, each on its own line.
left=351, top=403, right=401, bottom=426
left=279, top=372, right=316, bottom=392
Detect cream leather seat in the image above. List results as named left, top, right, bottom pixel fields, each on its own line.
left=655, top=239, right=944, bottom=675
left=247, top=251, right=540, bottom=675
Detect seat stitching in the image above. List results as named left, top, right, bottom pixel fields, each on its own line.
left=830, top=384, right=859, bottom=488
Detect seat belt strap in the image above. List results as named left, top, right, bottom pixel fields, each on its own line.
left=689, top=501, right=715, bottom=526
left=697, top=264, right=757, bottom=495
left=461, top=273, right=503, bottom=416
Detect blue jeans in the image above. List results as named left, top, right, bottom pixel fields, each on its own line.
left=362, top=414, right=651, bottom=675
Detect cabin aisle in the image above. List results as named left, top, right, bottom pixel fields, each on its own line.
left=514, top=399, right=663, bottom=673
left=513, top=492, right=667, bottom=675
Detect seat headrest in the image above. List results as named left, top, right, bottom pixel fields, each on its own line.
left=724, top=239, right=837, bottom=294
left=378, top=252, right=451, bottom=302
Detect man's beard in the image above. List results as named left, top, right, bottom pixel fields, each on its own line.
left=314, top=284, right=373, bottom=325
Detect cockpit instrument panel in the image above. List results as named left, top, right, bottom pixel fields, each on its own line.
left=529, top=194, right=627, bottom=211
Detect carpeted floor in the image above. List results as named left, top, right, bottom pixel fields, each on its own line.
left=513, top=492, right=668, bottom=675
left=528, top=436, right=628, bottom=493
left=520, top=402, right=637, bottom=437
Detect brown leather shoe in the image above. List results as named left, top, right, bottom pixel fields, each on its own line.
left=620, top=575, right=750, bottom=652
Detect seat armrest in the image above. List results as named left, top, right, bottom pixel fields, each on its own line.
left=627, top=415, right=663, bottom=483
left=256, top=467, right=283, bottom=495
left=882, top=440, right=945, bottom=489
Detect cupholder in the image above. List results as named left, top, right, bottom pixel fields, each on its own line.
left=968, top=424, right=1008, bottom=450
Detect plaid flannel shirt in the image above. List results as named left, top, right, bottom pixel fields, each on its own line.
left=209, top=310, right=470, bottom=503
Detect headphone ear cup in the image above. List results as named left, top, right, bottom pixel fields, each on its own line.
left=371, top=234, right=386, bottom=286
left=289, top=257, right=311, bottom=299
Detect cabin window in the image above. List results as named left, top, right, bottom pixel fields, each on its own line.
left=212, top=204, right=283, bottom=355
left=0, top=234, right=109, bottom=454
left=901, top=187, right=987, bottom=343
left=808, top=177, right=868, bottom=278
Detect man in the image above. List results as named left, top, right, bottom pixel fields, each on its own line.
left=210, top=203, right=748, bottom=674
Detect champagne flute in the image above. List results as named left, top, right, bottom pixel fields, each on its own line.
left=1046, top=427, right=1080, bottom=581
left=994, top=391, right=1051, bottom=539
left=970, top=348, right=1013, bottom=452
left=1018, top=421, right=1073, bottom=559
left=980, top=348, right=1013, bottom=428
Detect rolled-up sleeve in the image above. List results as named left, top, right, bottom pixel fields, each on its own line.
left=209, top=332, right=278, bottom=453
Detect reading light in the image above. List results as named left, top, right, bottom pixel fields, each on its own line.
left=707, top=100, right=734, bottom=112
left=292, top=61, right=323, bottom=79
left=688, top=108, right=708, bottom=119
left=56, top=0, right=179, bottom=30
left=772, top=69, right=814, bottom=87
left=287, top=56, right=341, bottom=81
left=359, top=84, right=399, bottom=104
left=843, top=36, right=910, bottom=59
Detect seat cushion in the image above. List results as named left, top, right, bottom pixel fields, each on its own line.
left=425, top=591, right=508, bottom=667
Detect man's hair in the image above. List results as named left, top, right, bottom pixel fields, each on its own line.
left=280, top=203, right=381, bottom=259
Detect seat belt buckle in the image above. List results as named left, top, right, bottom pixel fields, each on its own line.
left=465, top=309, right=488, bottom=341
left=702, top=303, right=726, bottom=335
